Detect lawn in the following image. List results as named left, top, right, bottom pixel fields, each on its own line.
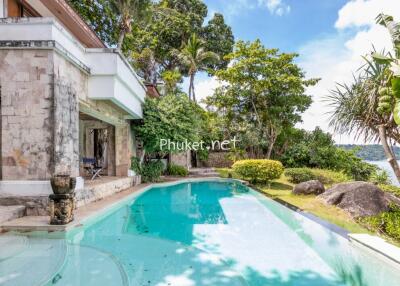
left=217, top=169, right=368, bottom=233
left=256, top=176, right=368, bottom=233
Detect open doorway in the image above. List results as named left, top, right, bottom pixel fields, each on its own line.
left=79, top=112, right=116, bottom=177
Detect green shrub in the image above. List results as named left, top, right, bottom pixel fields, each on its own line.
left=369, top=169, right=390, bottom=185
left=216, top=168, right=242, bottom=179
left=360, top=205, right=400, bottom=240
left=379, top=184, right=400, bottom=198
left=216, top=168, right=233, bottom=178
left=141, top=160, right=164, bottom=182
left=310, top=169, right=350, bottom=184
left=166, top=164, right=189, bottom=177
left=285, top=168, right=350, bottom=184
left=232, top=159, right=284, bottom=183
left=284, top=168, right=316, bottom=184
left=131, top=157, right=164, bottom=183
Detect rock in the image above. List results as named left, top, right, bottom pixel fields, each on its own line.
left=292, top=180, right=325, bottom=195
left=318, top=181, right=399, bottom=217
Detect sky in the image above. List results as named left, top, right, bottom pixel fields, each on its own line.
left=185, top=0, right=400, bottom=144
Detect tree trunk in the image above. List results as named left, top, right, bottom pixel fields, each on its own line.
left=265, top=126, right=278, bottom=159
left=192, top=74, right=196, bottom=102
left=117, top=31, right=126, bottom=50
left=378, top=124, right=400, bottom=183
left=266, top=136, right=276, bottom=159
left=188, top=73, right=195, bottom=101
left=139, top=149, right=146, bottom=165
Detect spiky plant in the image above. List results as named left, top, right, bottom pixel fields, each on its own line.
left=327, top=54, right=400, bottom=182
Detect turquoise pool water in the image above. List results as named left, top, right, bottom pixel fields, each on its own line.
left=1, top=179, right=400, bottom=285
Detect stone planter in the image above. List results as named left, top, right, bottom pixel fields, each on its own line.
left=49, top=193, right=75, bottom=225
left=50, top=175, right=76, bottom=195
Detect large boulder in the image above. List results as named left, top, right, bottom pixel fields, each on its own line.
left=292, top=180, right=325, bottom=195
left=318, top=181, right=399, bottom=217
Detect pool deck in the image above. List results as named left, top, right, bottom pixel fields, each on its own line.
left=0, top=176, right=213, bottom=233
left=0, top=182, right=151, bottom=233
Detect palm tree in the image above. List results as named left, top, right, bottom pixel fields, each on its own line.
left=173, top=34, right=219, bottom=102
left=327, top=55, right=400, bottom=182
left=111, top=0, right=150, bottom=50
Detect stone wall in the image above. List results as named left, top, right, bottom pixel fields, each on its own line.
left=170, top=151, right=191, bottom=169
left=199, top=152, right=233, bottom=168
left=0, top=50, right=54, bottom=180
left=53, top=53, right=85, bottom=177
left=115, top=125, right=130, bottom=176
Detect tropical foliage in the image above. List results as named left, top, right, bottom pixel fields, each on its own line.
left=133, top=93, right=200, bottom=156
left=69, top=0, right=234, bottom=86
left=111, top=0, right=152, bottom=49
left=360, top=204, right=400, bottom=240
left=326, top=14, right=400, bottom=182
left=166, top=164, right=189, bottom=176
left=172, top=34, right=219, bottom=101
left=280, top=128, right=378, bottom=181
left=130, top=157, right=164, bottom=182
left=205, top=40, right=318, bottom=158
left=284, top=168, right=350, bottom=185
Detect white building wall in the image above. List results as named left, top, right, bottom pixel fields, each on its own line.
left=0, top=0, right=4, bottom=18
left=0, top=18, right=146, bottom=119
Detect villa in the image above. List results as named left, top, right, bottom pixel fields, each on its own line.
left=0, top=0, right=147, bottom=213
left=0, top=1, right=400, bottom=286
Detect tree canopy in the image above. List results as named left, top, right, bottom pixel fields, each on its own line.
left=134, top=93, right=200, bottom=155
left=205, top=40, right=318, bottom=158
left=69, top=0, right=234, bottom=83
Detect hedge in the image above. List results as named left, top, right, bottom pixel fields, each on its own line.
left=232, top=159, right=284, bottom=183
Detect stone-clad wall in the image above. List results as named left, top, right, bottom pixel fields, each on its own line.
left=53, top=53, right=84, bottom=177
left=0, top=50, right=54, bottom=180
left=54, top=53, right=134, bottom=177
left=0, top=49, right=135, bottom=181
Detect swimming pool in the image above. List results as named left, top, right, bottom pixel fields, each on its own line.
left=1, top=179, right=400, bottom=285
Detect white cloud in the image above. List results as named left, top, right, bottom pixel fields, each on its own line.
left=258, top=0, right=291, bottom=16
left=335, top=0, right=400, bottom=29
left=181, top=75, right=222, bottom=106
left=298, top=0, right=400, bottom=144
left=222, top=0, right=290, bottom=19
left=195, top=76, right=222, bottom=105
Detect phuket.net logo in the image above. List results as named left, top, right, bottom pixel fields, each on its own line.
left=160, top=137, right=239, bottom=151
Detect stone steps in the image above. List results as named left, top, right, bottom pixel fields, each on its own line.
left=0, top=205, right=26, bottom=224
left=189, top=168, right=220, bottom=177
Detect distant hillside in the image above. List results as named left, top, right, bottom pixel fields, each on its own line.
left=338, top=144, right=400, bottom=161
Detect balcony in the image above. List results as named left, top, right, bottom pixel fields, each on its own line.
left=0, top=17, right=145, bottom=119
left=86, top=49, right=145, bottom=119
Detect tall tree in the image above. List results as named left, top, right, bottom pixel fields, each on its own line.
left=205, top=40, right=318, bottom=158
left=68, top=0, right=119, bottom=46
left=134, top=92, right=200, bottom=161
left=201, top=13, right=234, bottom=71
left=173, top=34, right=219, bottom=101
left=111, top=0, right=151, bottom=50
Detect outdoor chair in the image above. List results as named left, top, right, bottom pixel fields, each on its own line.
left=82, top=157, right=103, bottom=180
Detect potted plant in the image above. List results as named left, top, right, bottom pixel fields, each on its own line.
left=50, top=174, right=76, bottom=195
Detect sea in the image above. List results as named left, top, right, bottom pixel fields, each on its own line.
left=367, top=160, right=400, bottom=186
